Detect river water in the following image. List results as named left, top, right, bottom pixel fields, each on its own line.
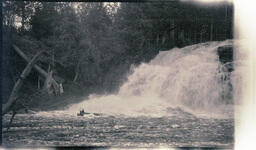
left=3, top=40, right=244, bottom=148
left=2, top=110, right=234, bottom=148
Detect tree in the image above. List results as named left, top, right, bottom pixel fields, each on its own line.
left=30, top=3, right=60, bottom=39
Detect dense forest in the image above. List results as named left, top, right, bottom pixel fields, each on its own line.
left=2, top=1, right=233, bottom=112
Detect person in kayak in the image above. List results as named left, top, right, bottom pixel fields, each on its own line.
left=77, top=109, right=85, bottom=116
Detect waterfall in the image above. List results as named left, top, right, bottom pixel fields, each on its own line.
left=67, top=40, right=243, bottom=118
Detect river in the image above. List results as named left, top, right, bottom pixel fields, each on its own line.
left=3, top=40, right=243, bottom=149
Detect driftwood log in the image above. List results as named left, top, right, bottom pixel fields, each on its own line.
left=12, top=45, right=60, bottom=90
left=2, top=50, right=45, bottom=115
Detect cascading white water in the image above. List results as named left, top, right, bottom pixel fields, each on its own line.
left=67, top=40, right=244, bottom=118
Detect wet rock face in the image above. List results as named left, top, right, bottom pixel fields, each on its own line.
left=217, top=45, right=233, bottom=72
left=217, top=45, right=234, bottom=104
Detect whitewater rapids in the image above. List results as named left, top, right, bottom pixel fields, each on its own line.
left=65, top=40, right=244, bottom=118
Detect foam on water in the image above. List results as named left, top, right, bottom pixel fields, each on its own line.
left=63, top=40, right=244, bottom=118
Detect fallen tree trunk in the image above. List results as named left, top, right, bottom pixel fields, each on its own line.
left=2, top=50, right=44, bottom=115
left=12, top=45, right=60, bottom=90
